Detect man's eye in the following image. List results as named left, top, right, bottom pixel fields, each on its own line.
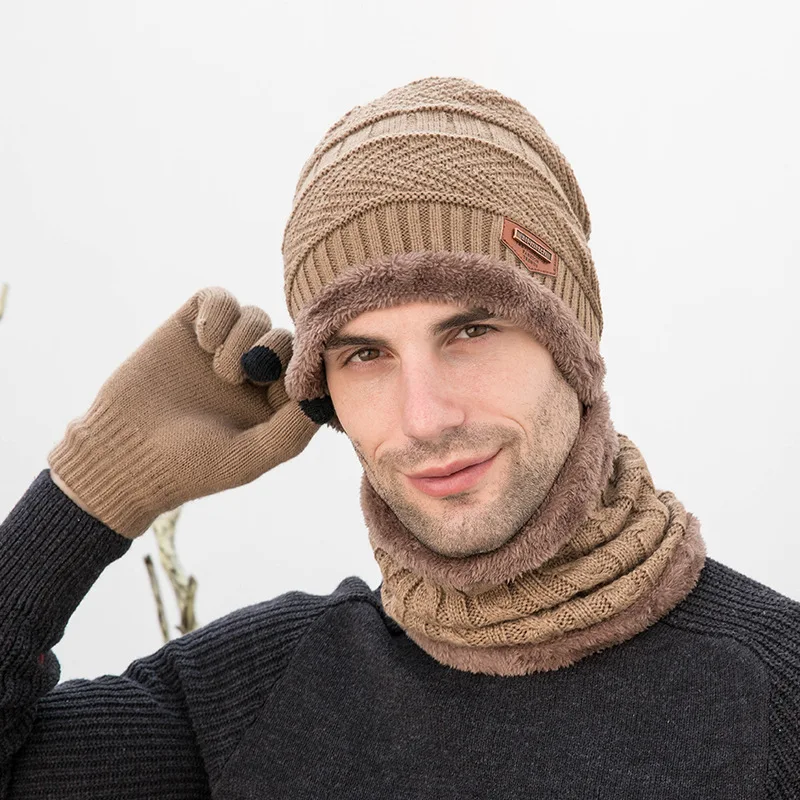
left=455, top=324, right=493, bottom=339
left=347, top=348, right=380, bottom=364
left=342, top=326, right=494, bottom=365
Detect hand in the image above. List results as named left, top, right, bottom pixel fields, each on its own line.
left=48, top=286, right=327, bottom=539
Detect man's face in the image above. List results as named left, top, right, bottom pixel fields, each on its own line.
left=322, top=300, right=582, bottom=558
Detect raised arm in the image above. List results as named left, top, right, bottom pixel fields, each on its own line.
left=1, top=286, right=324, bottom=796
left=1, top=470, right=331, bottom=798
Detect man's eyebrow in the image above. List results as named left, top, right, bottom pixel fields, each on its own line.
left=428, top=307, right=495, bottom=336
left=323, top=307, right=496, bottom=352
left=324, top=332, right=391, bottom=352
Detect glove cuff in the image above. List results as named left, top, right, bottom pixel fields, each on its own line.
left=47, top=394, right=177, bottom=539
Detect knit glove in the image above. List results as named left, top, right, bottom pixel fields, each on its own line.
left=47, top=286, right=329, bottom=539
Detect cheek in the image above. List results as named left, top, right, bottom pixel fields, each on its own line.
left=452, top=352, right=545, bottom=417
left=327, top=373, right=393, bottom=458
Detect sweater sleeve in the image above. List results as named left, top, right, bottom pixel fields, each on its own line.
left=662, top=559, right=800, bottom=799
left=0, top=469, right=331, bottom=799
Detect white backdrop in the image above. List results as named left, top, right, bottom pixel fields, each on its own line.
left=1, top=1, right=798, bottom=682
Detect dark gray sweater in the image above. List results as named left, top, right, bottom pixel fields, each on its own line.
left=2, top=468, right=799, bottom=798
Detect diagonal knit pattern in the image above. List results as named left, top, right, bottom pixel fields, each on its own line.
left=291, top=77, right=591, bottom=233
left=281, top=77, right=603, bottom=343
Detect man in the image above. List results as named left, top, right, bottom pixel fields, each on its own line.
left=1, top=76, right=798, bottom=798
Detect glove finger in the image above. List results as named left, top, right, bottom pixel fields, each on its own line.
left=177, top=286, right=243, bottom=353
left=299, top=395, right=335, bottom=425
left=266, top=375, right=290, bottom=410
left=238, top=400, right=321, bottom=475
left=241, top=328, right=293, bottom=386
left=213, top=304, right=273, bottom=385
left=260, top=367, right=334, bottom=424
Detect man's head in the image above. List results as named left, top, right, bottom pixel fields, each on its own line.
left=322, top=299, right=581, bottom=557
left=281, top=77, right=609, bottom=570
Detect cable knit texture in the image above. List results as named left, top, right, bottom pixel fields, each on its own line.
left=365, top=390, right=706, bottom=675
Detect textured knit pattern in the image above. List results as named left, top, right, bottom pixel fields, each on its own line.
left=373, top=434, right=699, bottom=648
left=281, top=76, right=603, bottom=343
left=2, top=470, right=799, bottom=797
left=362, top=388, right=706, bottom=676
left=665, top=566, right=800, bottom=797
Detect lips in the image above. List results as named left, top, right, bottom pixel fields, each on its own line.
left=405, top=451, right=500, bottom=498
left=407, top=454, right=497, bottom=479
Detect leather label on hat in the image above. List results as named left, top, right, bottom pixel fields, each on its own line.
left=500, top=216, right=559, bottom=278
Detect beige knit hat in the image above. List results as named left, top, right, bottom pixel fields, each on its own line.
left=282, top=76, right=606, bottom=428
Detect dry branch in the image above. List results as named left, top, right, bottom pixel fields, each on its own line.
left=144, top=554, right=170, bottom=644
left=145, top=506, right=199, bottom=638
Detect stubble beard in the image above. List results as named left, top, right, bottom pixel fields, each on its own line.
left=355, top=372, right=581, bottom=558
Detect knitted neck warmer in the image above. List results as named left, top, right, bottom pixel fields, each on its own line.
left=361, top=390, right=707, bottom=676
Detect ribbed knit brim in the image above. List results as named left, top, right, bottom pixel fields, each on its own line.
left=284, top=251, right=606, bottom=431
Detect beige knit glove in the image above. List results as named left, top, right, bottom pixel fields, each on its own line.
left=47, top=286, right=331, bottom=539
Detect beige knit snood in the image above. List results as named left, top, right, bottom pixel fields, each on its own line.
left=362, top=391, right=706, bottom=675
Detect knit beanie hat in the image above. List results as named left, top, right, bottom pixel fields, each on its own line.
left=280, top=76, right=705, bottom=676
left=283, top=76, right=605, bottom=426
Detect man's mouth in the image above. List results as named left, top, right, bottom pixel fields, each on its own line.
left=405, top=451, right=500, bottom=498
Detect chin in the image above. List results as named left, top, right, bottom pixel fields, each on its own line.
left=409, top=507, right=517, bottom=558
left=419, top=532, right=510, bottom=559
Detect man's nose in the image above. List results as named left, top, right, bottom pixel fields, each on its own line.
left=398, top=357, right=466, bottom=441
